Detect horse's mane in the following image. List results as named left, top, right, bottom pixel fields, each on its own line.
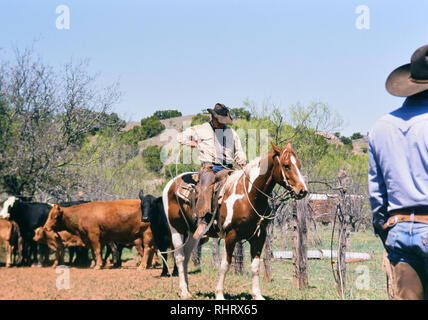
left=222, top=156, right=263, bottom=195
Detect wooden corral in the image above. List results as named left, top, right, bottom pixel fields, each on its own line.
left=308, top=194, right=337, bottom=225
left=308, top=193, right=365, bottom=227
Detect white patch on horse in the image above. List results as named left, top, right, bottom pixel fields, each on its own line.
left=247, top=161, right=261, bottom=194
left=251, top=257, right=264, bottom=300
left=162, top=172, right=194, bottom=227
left=0, top=196, right=17, bottom=219
left=290, top=156, right=307, bottom=190
left=223, top=175, right=244, bottom=229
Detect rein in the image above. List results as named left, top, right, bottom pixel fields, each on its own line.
left=237, top=153, right=294, bottom=241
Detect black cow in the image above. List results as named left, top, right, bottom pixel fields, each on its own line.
left=0, top=197, right=51, bottom=266
left=0, top=197, right=90, bottom=267
left=139, top=190, right=177, bottom=277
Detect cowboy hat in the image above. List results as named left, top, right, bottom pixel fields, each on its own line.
left=386, top=44, right=428, bottom=97
left=207, top=103, right=233, bottom=124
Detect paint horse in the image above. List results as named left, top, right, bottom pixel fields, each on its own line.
left=162, top=142, right=308, bottom=299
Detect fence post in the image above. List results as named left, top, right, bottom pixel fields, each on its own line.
left=292, top=199, right=308, bottom=289
left=263, top=220, right=274, bottom=282
left=336, top=191, right=351, bottom=298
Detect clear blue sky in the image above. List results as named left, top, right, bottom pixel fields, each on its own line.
left=1, top=0, right=427, bottom=136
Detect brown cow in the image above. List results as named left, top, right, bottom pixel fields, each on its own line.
left=43, top=200, right=154, bottom=269
left=0, top=218, right=22, bottom=267
left=33, top=227, right=86, bottom=268
left=104, top=226, right=157, bottom=270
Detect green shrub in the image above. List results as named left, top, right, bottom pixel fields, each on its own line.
left=351, top=132, right=363, bottom=140
left=191, top=113, right=211, bottom=126
left=140, top=117, right=166, bottom=137
left=152, top=110, right=182, bottom=120
left=164, top=163, right=200, bottom=179
left=340, top=136, right=352, bottom=145
left=230, top=107, right=252, bottom=121
left=119, top=126, right=146, bottom=147
left=142, top=145, right=163, bottom=173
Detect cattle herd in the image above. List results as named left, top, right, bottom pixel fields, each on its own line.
left=0, top=191, right=176, bottom=276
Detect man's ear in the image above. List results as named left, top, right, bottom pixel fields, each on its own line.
left=271, top=142, right=282, bottom=156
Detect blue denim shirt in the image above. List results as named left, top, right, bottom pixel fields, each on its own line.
left=368, top=96, right=428, bottom=218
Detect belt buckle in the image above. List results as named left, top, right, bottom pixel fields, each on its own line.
left=386, top=216, right=399, bottom=228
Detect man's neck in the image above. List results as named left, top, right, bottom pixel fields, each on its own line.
left=209, top=120, right=225, bottom=130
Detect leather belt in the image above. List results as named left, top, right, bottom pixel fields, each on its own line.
left=202, top=162, right=233, bottom=168
left=382, top=210, right=428, bottom=230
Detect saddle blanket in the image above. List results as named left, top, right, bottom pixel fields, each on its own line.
left=175, top=170, right=243, bottom=205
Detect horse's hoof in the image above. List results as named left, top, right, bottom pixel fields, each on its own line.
left=253, top=294, right=265, bottom=300
left=180, top=291, right=192, bottom=299
left=216, top=294, right=226, bottom=300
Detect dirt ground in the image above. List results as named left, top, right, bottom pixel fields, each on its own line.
left=0, top=260, right=186, bottom=300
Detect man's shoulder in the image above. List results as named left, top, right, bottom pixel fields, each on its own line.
left=368, top=109, right=400, bottom=144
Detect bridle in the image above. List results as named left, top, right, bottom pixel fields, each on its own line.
left=275, top=152, right=294, bottom=193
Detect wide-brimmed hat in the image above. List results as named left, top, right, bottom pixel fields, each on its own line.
left=207, top=103, right=233, bottom=124
left=386, top=45, right=428, bottom=97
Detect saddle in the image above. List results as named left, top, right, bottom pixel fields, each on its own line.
left=175, top=170, right=236, bottom=236
left=175, top=171, right=233, bottom=206
left=175, top=173, right=199, bottom=205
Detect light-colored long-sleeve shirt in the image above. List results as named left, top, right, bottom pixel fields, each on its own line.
left=177, top=122, right=247, bottom=166
left=368, top=96, right=428, bottom=217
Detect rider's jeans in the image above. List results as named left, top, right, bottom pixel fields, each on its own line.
left=386, top=220, right=428, bottom=298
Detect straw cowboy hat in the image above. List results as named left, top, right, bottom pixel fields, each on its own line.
left=207, top=103, right=234, bottom=124
left=386, top=44, right=428, bottom=97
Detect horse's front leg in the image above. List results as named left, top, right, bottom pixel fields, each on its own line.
left=216, top=230, right=237, bottom=300
left=249, top=229, right=267, bottom=300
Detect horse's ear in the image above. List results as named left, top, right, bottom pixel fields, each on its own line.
left=285, top=141, right=292, bottom=152
left=271, top=142, right=282, bottom=156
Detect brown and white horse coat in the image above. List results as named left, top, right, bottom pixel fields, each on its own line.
left=163, top=142, right=308, bottom=299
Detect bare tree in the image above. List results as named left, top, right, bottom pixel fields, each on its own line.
left=0, top=47, right=121, bottom=200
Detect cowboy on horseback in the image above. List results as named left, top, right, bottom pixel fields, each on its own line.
left=177, top=103, right=247, bottom=240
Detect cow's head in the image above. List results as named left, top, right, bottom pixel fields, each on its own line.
left=140, top=194, right=157, bottom=223
left=33, top=227, right=46, bottom=242
left=0, top=196, right=17, bottom=219
left=44, top=204, right=64, bottom=231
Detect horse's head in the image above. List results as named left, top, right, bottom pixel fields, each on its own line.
left=271, top=142, right=308, bottom=199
